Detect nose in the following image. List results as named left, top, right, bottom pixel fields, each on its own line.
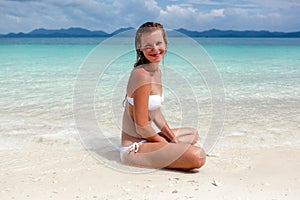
left=152, top=45, right=159, bottom=51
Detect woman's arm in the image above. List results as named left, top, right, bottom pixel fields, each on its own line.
left=152, top=109, right=177, bottom=143
left=132, top=83, right=167, bottom=143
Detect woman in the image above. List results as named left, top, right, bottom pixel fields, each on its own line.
left=120, top=22, right=206, bottom=170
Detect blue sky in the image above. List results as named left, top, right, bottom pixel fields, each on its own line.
left=0, top=0, right=299, bottom=34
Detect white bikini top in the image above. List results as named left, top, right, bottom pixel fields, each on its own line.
left=126, top=95, right=164, bottom=111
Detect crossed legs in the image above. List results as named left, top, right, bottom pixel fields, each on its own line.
left=121, top=128, right=206, bottom=170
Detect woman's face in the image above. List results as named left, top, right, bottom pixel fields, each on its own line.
left=139, top=30, right=166, bottom=64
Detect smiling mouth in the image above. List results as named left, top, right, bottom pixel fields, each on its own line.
left=150, top=52, right=162, bottom=58
left=150, top=54, right=160, bottom=58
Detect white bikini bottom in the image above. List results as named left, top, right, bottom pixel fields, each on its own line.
left=120, top=140, right=147, bottom=162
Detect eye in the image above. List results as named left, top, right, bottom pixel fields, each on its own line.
left=142, top=44, right=153, bottom=50
left=156, top=41, right=163, bottom=46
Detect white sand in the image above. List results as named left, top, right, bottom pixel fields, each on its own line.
left=1, top=138, right=299, bottom=200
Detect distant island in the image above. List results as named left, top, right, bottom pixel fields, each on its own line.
left=1, top=27, right=300, bottom=38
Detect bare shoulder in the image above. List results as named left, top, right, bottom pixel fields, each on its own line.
left=130, top=67, right=151, bottom=82
left=127, top=67, right=151, bottom=95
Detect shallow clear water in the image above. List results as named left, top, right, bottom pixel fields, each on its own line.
left=0, top=37, right=299, bottom=150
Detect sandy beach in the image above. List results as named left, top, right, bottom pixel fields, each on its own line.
left=1, top=137, right=299, bottom=200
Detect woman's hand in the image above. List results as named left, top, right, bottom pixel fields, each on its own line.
left=146, top=134, right=169, bottom=144
left=171, top=137, right=179, bottom=144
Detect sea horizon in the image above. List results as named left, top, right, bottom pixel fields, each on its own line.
left=1, top=26, right=300, bottom=38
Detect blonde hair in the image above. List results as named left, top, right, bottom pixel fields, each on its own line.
left=134, top=22, right=168, bottom=67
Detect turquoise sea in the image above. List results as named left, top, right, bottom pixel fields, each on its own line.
left=0, top=37, right=299, bottom=150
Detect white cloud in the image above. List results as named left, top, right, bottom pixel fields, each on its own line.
left=0, top=0, right=299, bottom=34
left=158, top=4, right=225, bottom=30
left=210, top=9, right=225, bottom=17
left=160, top=5, right=198, bottom=19
left=187, top=0, right=227, bottom=6
left=249, top=0, right=300, bottom=9
left=112, top=0, right=161, bottom=28
left=0, top=0, right=162, bottom=33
